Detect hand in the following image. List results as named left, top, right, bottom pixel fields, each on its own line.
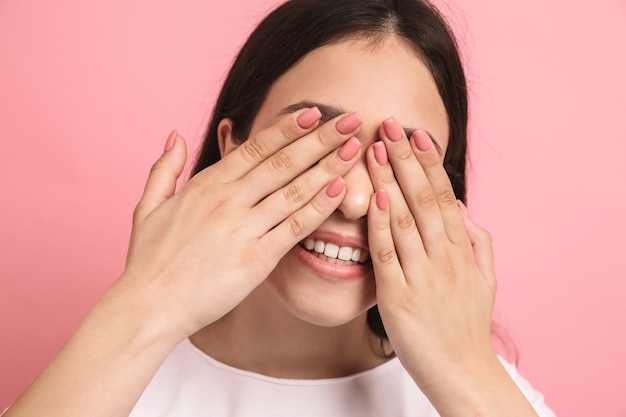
left=366, top=116, right=497, bottom=383
left=120, top=108, right=363, bottom=340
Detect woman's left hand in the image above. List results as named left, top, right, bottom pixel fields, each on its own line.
left=366, top=117, right=541, bottom=416
left=366, top=117, right=504, bottom=408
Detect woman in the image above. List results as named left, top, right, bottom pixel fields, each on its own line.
left=4, top=0, right=555, bottom=416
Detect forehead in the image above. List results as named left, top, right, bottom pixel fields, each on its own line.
left=256, top=36, right=449, bottom=150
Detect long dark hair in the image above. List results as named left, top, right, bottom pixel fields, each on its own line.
left=192, top=0, right=468, bottom=342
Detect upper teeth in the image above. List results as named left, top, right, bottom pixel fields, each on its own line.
left=302, top=238, right=369, bottom=263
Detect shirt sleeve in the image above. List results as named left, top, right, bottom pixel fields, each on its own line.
left=498, top=357, right=557, bottom=417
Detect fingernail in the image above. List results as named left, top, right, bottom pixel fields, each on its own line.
left=297, top=107, right=322, bottom=129
left=164, top=129, right=177, bottom=152
left=338, top=137, right=361, bottom=161
left=413, top=129, right=432, bottom=152
left=382, top=117, right=403, bottom=142
left=373, top=141, right=388, bottom=165
left=456, top=199, right=469, bottom=216
left=326, top=177, right=346, bottom=198
left=336, top=112, right=362, bottom=135
left=376, top=189, right=388, bottom=210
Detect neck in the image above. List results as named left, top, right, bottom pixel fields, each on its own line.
left=190, top=284, right=391, bottom=379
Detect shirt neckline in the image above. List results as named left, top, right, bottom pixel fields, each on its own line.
left=182, top=338, right=402, bottom=387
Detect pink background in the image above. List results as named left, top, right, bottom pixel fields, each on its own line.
left=1, top=0, right=625, bottom=415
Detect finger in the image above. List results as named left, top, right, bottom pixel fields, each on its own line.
left=367, top=190, right=407, bottom=291
left=250, top=137, right=362, bottom=235
left=259, top=176, right=347, bottom=258
left=214, top=107, right=323, bottom=183
left=409, top=129, right=468, bottom=246
left=458, top=201, right=497, bottom=294
left=380, top=118, right=456, bottom=253
left=367, top=140, right=427, bottom=266
left=133, top=131, right=187, bottom=223
left=239, top=112, right=362, bottom=206
left=379, top=118, right=446, bottom=248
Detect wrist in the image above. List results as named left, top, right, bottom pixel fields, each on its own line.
left=96, top=271, right=190, bottom=350
left=404, top=349, right=538, bottom=417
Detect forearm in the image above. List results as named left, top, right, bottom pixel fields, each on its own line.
left=409, top=353, right=541, bottom=417
left=5, top=278, right=182, bottom=417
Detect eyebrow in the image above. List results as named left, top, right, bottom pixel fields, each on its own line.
left=279, top=100, right=443, bottom=156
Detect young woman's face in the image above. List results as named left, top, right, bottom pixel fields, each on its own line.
left=227, top=36, right=449, bottom=327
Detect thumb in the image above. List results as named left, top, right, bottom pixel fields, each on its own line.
left=458, top=202, right=497, bottom=294
left=133, top=130, right=188, bottom=223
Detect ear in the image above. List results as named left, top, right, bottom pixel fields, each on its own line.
left=217, top=118, right=239, bottom=157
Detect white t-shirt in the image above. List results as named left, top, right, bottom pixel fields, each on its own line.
left=130, top=339, right=556, bottom=417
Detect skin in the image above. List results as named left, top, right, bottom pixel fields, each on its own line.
left=5, top=37, right=539, bottom=417
left=190, top=36, right=450, bottom=377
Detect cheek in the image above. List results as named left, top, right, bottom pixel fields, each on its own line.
left=264, top=251, right=378, bottom=327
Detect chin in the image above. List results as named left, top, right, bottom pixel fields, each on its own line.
left=264, top=248, right=377, bottom=328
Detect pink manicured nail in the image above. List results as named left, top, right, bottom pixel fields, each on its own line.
left=297, top=107, right=322, bottom=129
left=413, top=129, right=432, bottom=152
left=338, top=137, right=361, bottom=161
left=336, top=112, right=362, bottom=135
left=326, top=177, right=346, bottom=198
left=376, top=189, right=389, bottom=210
left=373, top=141, right=388, bottom=165
left=456, top=199, right=469, bottom=216
left=382, top=117, right=403, bottom=142
left=164, top=130, right=177, bottom=152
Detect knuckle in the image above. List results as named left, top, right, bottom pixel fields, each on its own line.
left=420, top=150, right=440, bottom=167
left=132, top=203, right=144, bottom=224
left=317, top=158, right=336, bottom=176
left=415, top=188, right=438, bottom=209
left=396, top=148, right=414, bottom=161
left=187, top=172, right=217, bottom=195
left=269, top=150, right=294, bottom=172
left=282, top=183, right=304, bottom=204
left=241, top=138, right=267, bottom=164
left=287, top=215, right=306, bottom=238
left=436, top=188, right=457, bottom=206
left=149, top=157, right=168, bottom=176
left=279, top=120, right=295, bottom=141
left=375, top=247, right=396, bottom=265
left=310, top=197, right=327, bottom=216
left=380, top=172, right=397, bottom=186
left=316, top=127, right=336, bottom=148
left=375, top=219, right=390, bottom=232
left=396, top=211, right=416, bottom=232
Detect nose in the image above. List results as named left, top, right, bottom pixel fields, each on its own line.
left=337, top=159, right=373, bottom=220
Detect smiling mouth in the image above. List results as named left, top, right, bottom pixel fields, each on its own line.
left=299, top=238, right=370, bottom=265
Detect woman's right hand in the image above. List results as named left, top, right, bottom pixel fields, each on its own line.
left=4, top=110, right=363, bottom=417
left=119, top=108, right=363, bottom=341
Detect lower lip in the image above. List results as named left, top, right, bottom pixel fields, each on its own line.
left=294, top=244, right=371, bottom=281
